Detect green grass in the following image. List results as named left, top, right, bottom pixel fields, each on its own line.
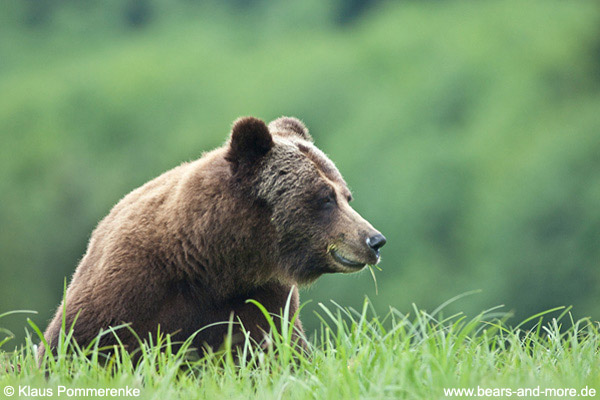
left=0, top=297, right=598, bottom=399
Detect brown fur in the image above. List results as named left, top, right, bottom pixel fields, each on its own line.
left=40, top=116, right=385, bottom=361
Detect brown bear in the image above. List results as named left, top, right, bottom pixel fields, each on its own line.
left=39, top=116, right=386, bottom=360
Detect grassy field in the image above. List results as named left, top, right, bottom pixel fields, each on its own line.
left=0, top=297, right=598, bottom=399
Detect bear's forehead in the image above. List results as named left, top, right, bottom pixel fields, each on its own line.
left=266, top=137, right=349, bottom=191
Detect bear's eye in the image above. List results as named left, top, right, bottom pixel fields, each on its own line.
left=319, top=193, right=336, bottom=210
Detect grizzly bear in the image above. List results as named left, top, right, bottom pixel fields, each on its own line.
left=39, top=116, right=386, bottom=360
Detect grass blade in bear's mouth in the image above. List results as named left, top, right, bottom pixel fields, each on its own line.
left=331, top=249, right=365, bottom=269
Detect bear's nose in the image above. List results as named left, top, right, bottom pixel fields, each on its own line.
left=367, top=233, right=387, bottom=253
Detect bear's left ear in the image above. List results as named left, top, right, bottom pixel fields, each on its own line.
left=226, top=117, right=273, bottom=166
left=268, top=116, right=313, bottom=142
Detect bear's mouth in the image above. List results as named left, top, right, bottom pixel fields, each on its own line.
left=330, top=249, right=366, bottom=270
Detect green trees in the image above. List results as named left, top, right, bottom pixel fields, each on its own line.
left=1, top=0, right=599, bottom=342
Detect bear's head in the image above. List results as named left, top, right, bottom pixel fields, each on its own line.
left=226, top=116, right=386, bottom=284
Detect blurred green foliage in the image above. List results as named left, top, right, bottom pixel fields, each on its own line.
left=1, top=0, right=599, bottom=343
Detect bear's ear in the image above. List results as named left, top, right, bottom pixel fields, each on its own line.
left=226, top=117, right=273, bottom=166
left=268, top=116, right=313, bottom=142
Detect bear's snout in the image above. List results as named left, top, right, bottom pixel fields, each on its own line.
left=366, top=233, right=387, bottom=257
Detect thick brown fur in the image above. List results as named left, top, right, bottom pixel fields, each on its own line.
left=40, top=116, right=385, bottom=361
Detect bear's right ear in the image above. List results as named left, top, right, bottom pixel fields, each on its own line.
left=226, top=117, right=273, bottom=167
